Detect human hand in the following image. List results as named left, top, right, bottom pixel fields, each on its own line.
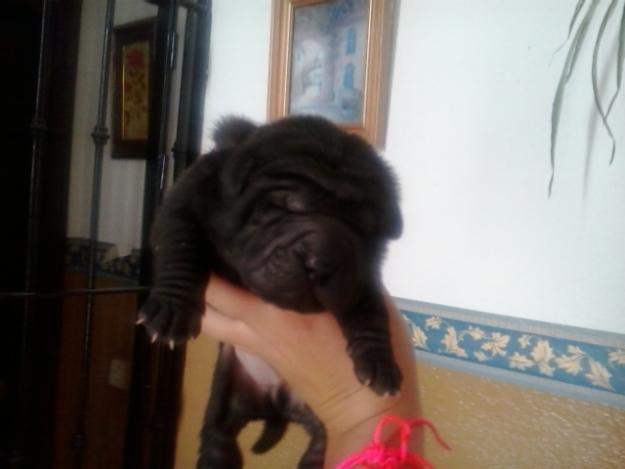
left=201, top=275, right=422, bottom=468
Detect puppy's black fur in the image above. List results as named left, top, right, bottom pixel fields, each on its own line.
left=139, top=115, right=403, bottom=468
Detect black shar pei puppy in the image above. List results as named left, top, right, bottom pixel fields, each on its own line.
left=138, top=115, right=403, bottom=468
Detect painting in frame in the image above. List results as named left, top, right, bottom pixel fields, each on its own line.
left=268, top=0, right=395, bottom=147
left=112, top=19, right=155, bottom=159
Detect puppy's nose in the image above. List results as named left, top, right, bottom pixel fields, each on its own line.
left=304, top=255, right=333, bottom=284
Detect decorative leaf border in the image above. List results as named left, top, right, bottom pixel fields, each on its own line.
left=401, top=309, right=625, bottom=396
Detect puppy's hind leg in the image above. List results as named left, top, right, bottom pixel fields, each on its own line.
left=295, top=411, right=326, bottom=469
left=198, top=345, right=245, bottom=469
left=198, top=345, right=282, bottom=469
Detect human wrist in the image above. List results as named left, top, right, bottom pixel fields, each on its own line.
left=328, top=413, right=449, bottom=469
left=324, top=413, right=383, bottom=469
left=321, top=392, right=420, bottom=468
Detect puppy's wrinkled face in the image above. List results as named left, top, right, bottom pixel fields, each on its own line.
left=210, top=116, right=401, bottom=314
left=225, top=175, right=366, bottom=313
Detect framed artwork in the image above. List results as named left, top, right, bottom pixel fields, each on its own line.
left=112, top=19, right=155, bottom=159
left=268, top=0, right=395, bottom=147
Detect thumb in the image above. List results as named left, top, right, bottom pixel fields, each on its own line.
left=200, top=302, right=254, bottom=347
left=204, top=274, right=267, bottom=321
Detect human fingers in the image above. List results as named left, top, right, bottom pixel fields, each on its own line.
left=204, top=274, right=271, bottom=321
left=204, top=275, right=312, bottom=343
left=200, top=302, right=254, bottom=347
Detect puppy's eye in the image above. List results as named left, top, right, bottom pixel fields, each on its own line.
left=266, top=191, right=308, bottom=212
left=285, top=193, right=306, bottom=212
left=266, top=192, right=287, bottom=210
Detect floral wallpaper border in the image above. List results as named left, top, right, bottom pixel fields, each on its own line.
left=65, top=237, right=142, bottom=282
left=400, top=307, right=625, bottom=398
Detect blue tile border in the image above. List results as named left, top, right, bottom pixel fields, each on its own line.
left=65, top=237, right=142, bottom=283
left=395, top=297, right=625, bottom=408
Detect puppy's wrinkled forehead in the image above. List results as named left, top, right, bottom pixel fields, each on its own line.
left=216, top=116, right=368, bottom=198
left=212, top=115, right=403, bottom=240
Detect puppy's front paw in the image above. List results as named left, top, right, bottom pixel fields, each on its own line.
left=348, top=345, right=403, bottom=396
left=138, top=295, right=203, bottom=347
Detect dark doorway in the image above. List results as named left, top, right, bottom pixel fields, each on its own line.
left=0, top=1, right=211, bottom=468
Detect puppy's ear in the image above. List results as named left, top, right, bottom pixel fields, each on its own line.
left=213, top=116, right=257, bottom=149
left=347, top=136, right=403, bottom=240
left=215, top=117, right=257, bottom=198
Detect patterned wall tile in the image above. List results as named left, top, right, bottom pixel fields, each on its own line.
left=65, top=238, right=142, bottom=282
left=400, top=306, right=625, bottom=399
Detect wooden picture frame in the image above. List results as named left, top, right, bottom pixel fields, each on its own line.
left=268, top=0, right=395, bottom=147
left=112, top=19, right=155, bottom=159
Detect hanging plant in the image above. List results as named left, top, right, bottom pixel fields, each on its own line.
left=549, top=0, right=625, bottom=195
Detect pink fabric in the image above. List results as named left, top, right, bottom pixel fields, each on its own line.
left=335, top=415, right=450, bottom=469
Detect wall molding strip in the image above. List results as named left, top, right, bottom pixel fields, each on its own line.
left=395, top=297, right=625, bottom=409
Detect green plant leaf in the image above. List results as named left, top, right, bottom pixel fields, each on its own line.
left=550, top=0, right=600, bottom=196
left=569, top=0, right=590, bottom=37
left=606, top=1, right=625, bottom=131
left=553, top=0, right=588, bottom=56
left=592, top=0, right=619, bottom=165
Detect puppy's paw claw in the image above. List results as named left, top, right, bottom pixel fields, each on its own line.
left=138, top=295, right=203, bottom=346
left=382, top=390, right=400, bottom=399
left=352, top=349, right=403, bottom=396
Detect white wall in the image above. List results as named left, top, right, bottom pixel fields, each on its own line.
left=201, top=0, right=272, bottom=149
left=67, top=0, right=185, bottom=257
left=384, top=0, right=625, bottom=333
left=202, top=0, right=625, bottom=333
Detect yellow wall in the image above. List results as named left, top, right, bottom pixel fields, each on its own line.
left=175, top=336, right=625, bottom=468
